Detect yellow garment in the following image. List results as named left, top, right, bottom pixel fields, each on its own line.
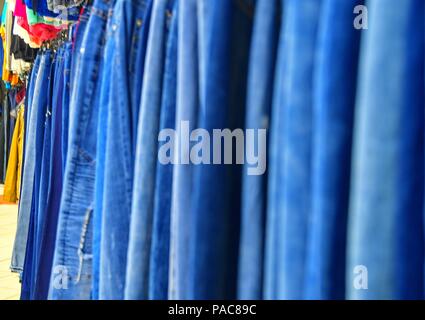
left=3, top=106, right=25, bottom=202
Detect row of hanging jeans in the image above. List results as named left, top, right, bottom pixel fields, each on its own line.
left=13, top=0, right=425, bottom=300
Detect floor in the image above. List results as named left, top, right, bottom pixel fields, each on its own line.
left=0, top=185, right=21, bottom=300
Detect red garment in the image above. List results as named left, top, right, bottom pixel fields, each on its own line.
left=16, top=86, right=26, bottom=104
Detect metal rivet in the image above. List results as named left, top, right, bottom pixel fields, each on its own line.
left=136, top=19, right=142, bottom=27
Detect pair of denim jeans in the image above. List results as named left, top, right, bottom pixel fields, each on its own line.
left=168, top=0, right=199, bottom=300
left=20, top=51, right=54, bottom=299
left=92, top=0, right=117, bottom=300
left=189, top=0, right=254, bottom=300
left=347, top=0, right=425, bottom=300
left=125, top=0, right=176, bottom=300
left=264, top=0, right=322, bottom=300
left=11, top=51, right=46, bottom=274
left=237, top=0, right=280, bottom=300
left=96, top=0, right=152, bottom=300
left=33, top=43, right=71, bottom=300
left=303, top=0, right=363, bottom=300
left=148, top=1, right=178, bottom=300
left=49, top=0, right=113, bottom=300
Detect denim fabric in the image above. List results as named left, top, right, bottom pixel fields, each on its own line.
left=237, top=0, right=279, bottom=300
left=62, top=42, right=73, bottom=173
left=125, top=0, right=175, bottom=300
left=11, top=52, right=46, bottom=273
left=264, top=0, right=322, bottom=300
left=20, top=51, right=53, bottom=300
left=190, top=0, right=254, bottom=300
left=49, top=0, right=112, bottom=300
left=34, top=45, right=67, bottom=300
left=149, top=3, right=177, bottom=300
left=347, top=0, right=425, bottom=300
left=20, top=55, right=42, bottom=193
left=303, top=0, right=363, bottom=300
left=168, top=0, right=199, bottom=300
left=35, top=56, right=56, bottom=271
left=92, top=3, right=116, bottom=300
left=98, top=0, right=152, bottom=300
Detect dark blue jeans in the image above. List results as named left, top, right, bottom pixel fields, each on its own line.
left=34, top=44, right=68, bottom=300
left=20, top=51, right=53, bottom=300
left=304, top=0, right=363, bottom=300
left=190, top=0, right=254, bottom=300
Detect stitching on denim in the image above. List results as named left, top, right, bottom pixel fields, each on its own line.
left=75, top=207, right=93, bottom=283
left=128, top=17, right=144, bottom=76
left=77, top=147, right=96, bottom=165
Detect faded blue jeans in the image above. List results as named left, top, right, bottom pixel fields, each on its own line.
left=238, top=0, right=279, bottom=300
left=92, top=0, right=117, bottom=300
left=98, top=0, right=152, bottom=300
left=149, top=2, right=178, bottom=299
left=125, top=0, right=176, bottom=300
left=168, top=0, right=199, bottom=300
left=49, top=0, right=113, bottom=300
left=347, top=0, right=425, bottom=300
left=264, top=0, right=322, bottom=300
left=11, top=52, right=47, bottom=274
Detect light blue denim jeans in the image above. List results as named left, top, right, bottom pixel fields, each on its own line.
left=238, top=0, right=279, bottom=300
left=264, top=0, right=322, bottom=300
left=98, top=0, right=152, bottom=300
left=11, top=52, right=47, bottom=273
left=347, top=0, right=425, bottom=300
left=125, top=0, right=176, bottom=300
left=168, top=0, right=199, bottom=300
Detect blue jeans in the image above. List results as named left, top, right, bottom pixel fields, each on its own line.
left=264, top=0, right=322, bottom=300
left=62, top=42, right=73, bottom=174
left=168, top=0, right=199, bottom=300
left=98, top=0, right=152, bottom=300
left=20, top=51, right=53, bottom=299
left=149, top=2, right=178, bottom=300
left=190, top=0, right=254, bottom=300
left=11, top=52, right=48, bottom=274
left=49, top=0, right=113, bottom=300
left=347, top=0, right=425, bottom=300
left=92, top=1, right=117, bottom=300
left=34, top=44, right=68, bottom=300
left=303, top=0, right=363, bottom=300
left=125, top=0, right=175, bottom=300
left=238, top=0, right=279, bottom=300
